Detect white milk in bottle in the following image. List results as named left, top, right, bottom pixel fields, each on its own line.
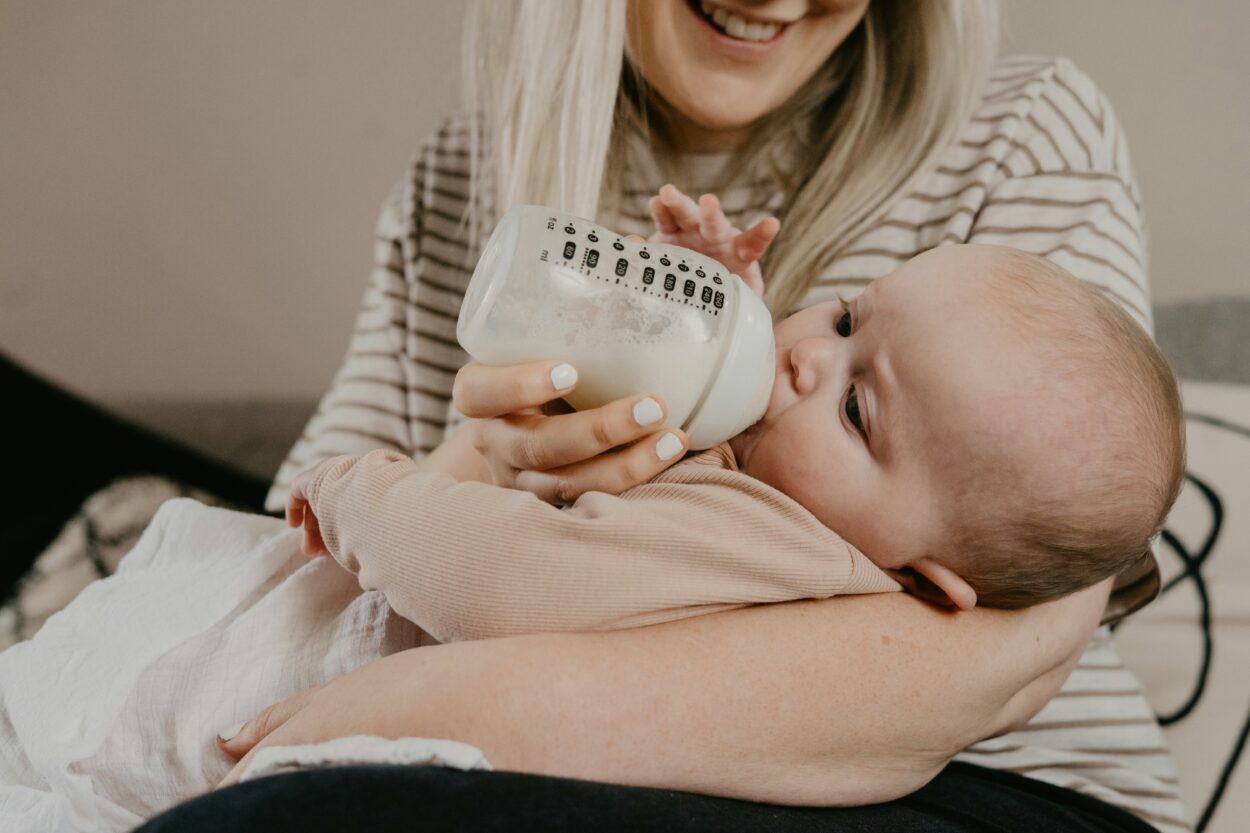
left=457, top=206, right=775, bottom=449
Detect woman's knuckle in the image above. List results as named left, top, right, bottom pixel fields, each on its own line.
left=591, top=414, right=618, bottom=449
left=620, top=455, right=652, bottom=490
left=513, top=432, right=549, bottom=471
left=251, top=705, right=279, bottom=738
left=503, top=373, right=528, bottom=406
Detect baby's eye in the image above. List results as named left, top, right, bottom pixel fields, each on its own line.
left=835, top=302, right=853, bottom=337
left=845, top=385, right=865, bottom=434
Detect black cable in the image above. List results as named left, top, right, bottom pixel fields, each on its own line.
left=1146, top=413, right=1250, bottom=832
left=1197, top=702, right=1250, bottom=833
left=1153, top=528, right=1212, bottom=727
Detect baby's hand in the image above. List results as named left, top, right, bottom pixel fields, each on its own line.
left=648, top=183, right=779, bottom=297
left=286, top=461, right=332, bottom=557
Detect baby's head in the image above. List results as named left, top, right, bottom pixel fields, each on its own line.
left=729, top=244, right=1185, bottom=610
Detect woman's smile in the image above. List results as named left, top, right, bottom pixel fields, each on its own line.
left=627, top=0, right=869, bottom=150
left=681, top=0, right=796, bottom=58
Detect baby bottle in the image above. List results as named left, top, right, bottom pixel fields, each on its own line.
left=457, top=206, right=775, bottom=450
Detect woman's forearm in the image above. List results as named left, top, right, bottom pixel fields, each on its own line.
left=250, top=580, right=1109, bottom=805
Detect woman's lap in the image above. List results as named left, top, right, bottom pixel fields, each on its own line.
left=137, top=762, right=1159, bottom=833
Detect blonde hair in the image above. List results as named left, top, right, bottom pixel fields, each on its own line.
left=462, top=0, right=999, bottom=317
left=946, top=251, right=1186, bottom=609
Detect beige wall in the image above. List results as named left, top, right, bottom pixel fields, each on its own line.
left=1000, top=0, right=1250, bottom=304
left=2, top=1, right=1247, bottom=402
left=0, top=1, right=462, bottom=401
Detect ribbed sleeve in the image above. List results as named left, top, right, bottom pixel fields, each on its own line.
left=306, top=445, right=897, bottom=643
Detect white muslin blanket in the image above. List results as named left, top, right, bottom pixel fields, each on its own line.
left=0, top=499, right=483, bottom=832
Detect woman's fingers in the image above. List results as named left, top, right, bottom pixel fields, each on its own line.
left=217, top=684, right=325, bottom=770
left=453, top=360, right=579, bottom=419
left=477, top=394, right=672, bottom=474
left=514, top=429, right=688, bottom=504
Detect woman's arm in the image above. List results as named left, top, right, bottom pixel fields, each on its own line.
left=221, top=578, right=1110, bottom=804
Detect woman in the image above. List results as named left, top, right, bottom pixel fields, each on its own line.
left=160, top=1, right=1186, bottom=830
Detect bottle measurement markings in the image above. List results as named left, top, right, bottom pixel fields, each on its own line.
left=545, top=227, right=726, bottom=316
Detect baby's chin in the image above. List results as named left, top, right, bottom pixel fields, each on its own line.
left=727, top=426, right=754, bottom=468
left=730, top=369, right=795, bottom=468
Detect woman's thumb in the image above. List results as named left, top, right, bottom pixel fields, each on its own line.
left=217, top=684, right=322, bottom=758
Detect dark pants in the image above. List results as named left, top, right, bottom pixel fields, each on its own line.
left=138, top=762, right=1159, bottom=833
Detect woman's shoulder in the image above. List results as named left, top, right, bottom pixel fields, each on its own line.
left=411, top=113, right=478, bottom=191
left=965, top=55, right=1135, bottom=178
left=374, top=114, right=480, bottom=245
left=818, top=56, right=1149, bottom=327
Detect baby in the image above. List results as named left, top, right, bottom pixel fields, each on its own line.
left=0, top=211, right=1185, bottom=832
left=286, top=240, right=1185, bottom=633
left=726, top=242, right=1186, bottom=610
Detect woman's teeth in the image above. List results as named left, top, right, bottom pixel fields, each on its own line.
left=699, top=2, right=783, bottom=41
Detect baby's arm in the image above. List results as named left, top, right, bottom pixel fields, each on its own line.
left=302, top=448, right=895, bottom=643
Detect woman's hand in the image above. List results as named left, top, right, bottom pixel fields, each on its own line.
left=217, top=581, right=1110, bottom=804
left=648, top=183, right=779, bottom=297
left=452, top=361, right=688, bottom=505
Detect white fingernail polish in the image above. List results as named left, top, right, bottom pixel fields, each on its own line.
left=633, top=397, right=663, bottom=426
left=550, top=363, right=578, bottom=391
left=218, top=722, right=246, bottom=742
left=655, top=432, right=684, bottom=461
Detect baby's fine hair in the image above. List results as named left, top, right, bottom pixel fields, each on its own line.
left=947, top=249, right=1185, bottom=609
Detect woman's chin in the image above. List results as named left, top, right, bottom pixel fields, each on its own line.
left=658, top=88, right=777, bottom=148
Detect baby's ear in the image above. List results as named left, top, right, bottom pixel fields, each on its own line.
left=896, top=557, right=978, bottom=612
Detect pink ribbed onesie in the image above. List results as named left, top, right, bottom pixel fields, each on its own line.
left=306, top=443, right=900, bottom=643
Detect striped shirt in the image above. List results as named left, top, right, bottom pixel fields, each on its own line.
left=266, top=56, right=1189, bottom=832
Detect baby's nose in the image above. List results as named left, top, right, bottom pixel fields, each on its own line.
left=789, top=336, right=843, bottom=393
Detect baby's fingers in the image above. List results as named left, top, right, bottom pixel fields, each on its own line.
left=648, top=195, right=681, bottom=236
left=658, top=184, right=702, bottom=232
left=301, top=510, right=326, bottom=556
left=697, top=193, right=735, bottom=245
left=734, top=216, right=780, bottom=264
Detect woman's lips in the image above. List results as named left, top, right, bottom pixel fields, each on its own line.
left=682, top=0, right=793, bottom=59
